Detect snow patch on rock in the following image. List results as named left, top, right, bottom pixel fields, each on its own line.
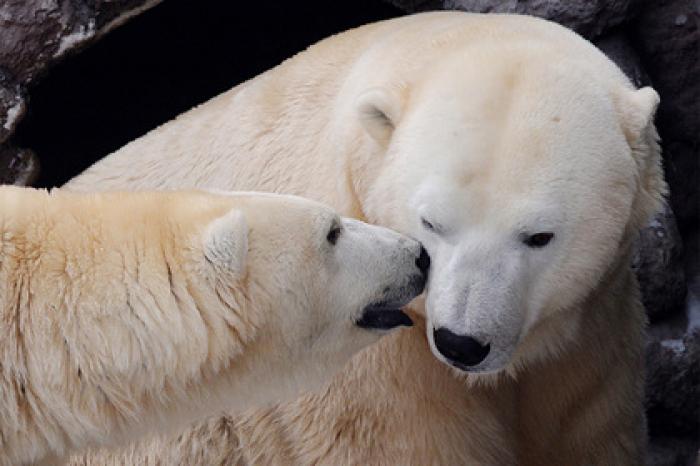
left=55, top=20, right=96, bottom=57
left=3, top=100, right=24, bottom=131
left=661, top=339, right=685, bottom=353
left=686, top=282, right=700, bottom=332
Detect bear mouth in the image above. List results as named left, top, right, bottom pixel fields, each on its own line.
left=355, top=303, right=413, bottom=330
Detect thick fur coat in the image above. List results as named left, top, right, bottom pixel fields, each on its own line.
left=67, top=12, right=664, bottom=465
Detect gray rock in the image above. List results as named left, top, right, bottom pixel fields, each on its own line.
left=645, top=327, right=700, bottom=447
left=0, top=146, right=39, bottom=186
left=595, top=31, right=652, bottom=87
left=633, top=0, right=699, bottom=243
left=646, top=435, right=699, bottom=466
left=0, top=0, right=163, bottom=88
left=386, top=0, right=444, bottom=11
left=633, top=205, right=687, bottom=321
left=0, top=0, right=163, bottom=184
left=387, top=0, right=642, bottom=38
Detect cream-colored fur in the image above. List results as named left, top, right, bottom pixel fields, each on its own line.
left=0, top=187, right=424, bottom=465
left=66, top=12, right=665, bottom=465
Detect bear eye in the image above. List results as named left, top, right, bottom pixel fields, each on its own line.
left=421, top=217, right=436, bottom=232
left=523, top=232, right=554, bottom=248
left=327, top=225, right=342, bottom=245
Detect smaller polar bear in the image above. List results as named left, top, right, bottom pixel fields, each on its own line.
left=0, top=186, right=428, bottom=466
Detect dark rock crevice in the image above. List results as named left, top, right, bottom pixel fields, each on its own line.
left=6, top=0, right=403, bottom=187
left=0, top=0, right=164, bottom=144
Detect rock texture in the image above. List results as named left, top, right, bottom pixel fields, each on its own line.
left=633, top=205, right=687, bottom=322
left=646, top=326, right=700, bottom=466
left=596, top=31, right=651, bottom=87
left=633, top=0, right=699, bottom=248
left=0, top=146, right=39, bottom=186
left=646, top=328, right=700, bottom=440
left=0, top=0, right=162, bottom=185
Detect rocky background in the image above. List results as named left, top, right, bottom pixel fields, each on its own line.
left=0, top=1, right=697, bottom=464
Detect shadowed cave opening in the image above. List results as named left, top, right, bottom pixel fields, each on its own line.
left=13, top=0, right=403, bottom=188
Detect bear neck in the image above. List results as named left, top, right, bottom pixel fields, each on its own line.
left=512, top=238, right=646, bottom=461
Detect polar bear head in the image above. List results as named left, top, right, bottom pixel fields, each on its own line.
left=195, top=192, right=427, bottom=396
left=351, top=46, right=664, bottom=375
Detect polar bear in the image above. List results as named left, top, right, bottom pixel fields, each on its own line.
left=0, top=186, right=427, bottom=465
left=67, top=11, right=664, bottom=466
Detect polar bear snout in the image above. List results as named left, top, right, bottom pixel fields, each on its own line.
left=355, top=265, right=427, bottom=331
left=432, top=328, right=491, bottom=369
left=348, top=223, right=429, bottom=331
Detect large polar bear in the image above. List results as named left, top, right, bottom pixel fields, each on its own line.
left=67, top=11, right=665, bottom=466
left=0, top=186, right=427, bottom=465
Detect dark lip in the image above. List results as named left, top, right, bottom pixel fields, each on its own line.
left=442, top=356, right=502, bottom=374
left=446, top=359, right=477, bottom=372
left=356, top=274, right=425, bottom=331
left=355, top=304, right=413, bottom=330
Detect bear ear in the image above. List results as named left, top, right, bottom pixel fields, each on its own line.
left=204, top=209, right=248, bottom=275
left=615, top=86, right=660, bottom=145
left=615, top=86, right=667, bottom=229
left=356, top=87, right=402, bottom=145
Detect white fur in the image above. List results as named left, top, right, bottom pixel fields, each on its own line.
left=0, top=187, right=423, bottom=465
left=66, top=12, right=664, bottom=465
left=204, top=209, right=248, bottom=274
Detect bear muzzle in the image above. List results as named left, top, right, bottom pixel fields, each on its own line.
left=356, top=246, right=429, bottom=330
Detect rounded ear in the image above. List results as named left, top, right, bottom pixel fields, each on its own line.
left=356, top=87, right=402, bottom=145
left=614, top=86, right=667, bottom=229
left=204, top=209, right=248, bottom=275
left=615, top=86, right=660, bottom=145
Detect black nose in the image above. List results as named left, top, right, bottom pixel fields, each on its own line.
left=433, top=328, right=490, bottom=368
left=415, top=246, right=430, bottom=276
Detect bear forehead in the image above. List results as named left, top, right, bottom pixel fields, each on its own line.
left=410, top=45, right=617, bottom=127
left=404, top=57, right=628, bottom=176
left=402, top=57, right=637, bottom=225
